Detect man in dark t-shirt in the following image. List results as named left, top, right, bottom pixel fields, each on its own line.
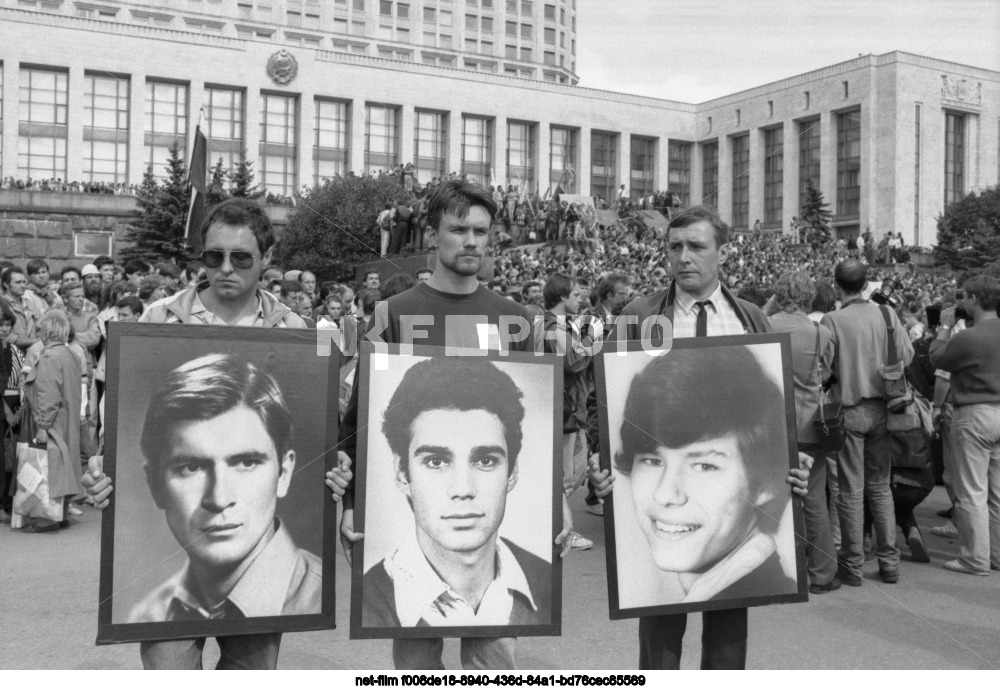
left=332, top=181, right=573, bottom=671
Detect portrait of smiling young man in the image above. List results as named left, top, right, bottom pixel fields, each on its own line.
left=361, top=357, right=551, bottom=630
left=612, top=345, right=796, bottom=606
left=128, top=353, right=321, bottom=624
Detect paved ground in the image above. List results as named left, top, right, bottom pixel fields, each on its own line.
left=2, top=486, right=998, bottom=670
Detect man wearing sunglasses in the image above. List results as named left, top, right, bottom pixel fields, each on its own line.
left=82, top=198, right=343, bottom=671
left=137, top=199, right=307, bottom=328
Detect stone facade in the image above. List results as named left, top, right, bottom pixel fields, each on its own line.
left=0, top=5, right=997, bottom=252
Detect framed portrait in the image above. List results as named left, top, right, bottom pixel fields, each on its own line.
left=350, top=343, right=563, bottom=639
left=97, top=323, right=340, bottom=644
left=595, top=334, right=809, bottom=619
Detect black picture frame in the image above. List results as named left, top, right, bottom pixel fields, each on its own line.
left=96, top=323, right=340, bottom=644
left=594, top=334, right=809, bottom=619
left=350, top=343, right=564, bottom=639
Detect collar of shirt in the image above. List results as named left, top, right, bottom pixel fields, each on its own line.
left=682, top=529, right=776, bottom=603
left=189, top=291, right=263, bottom=326
left=673, top=282, right=724, bottom=318
left=165, top=520, right=301, bottom=619
left=386, top=536, right=537, bottom=627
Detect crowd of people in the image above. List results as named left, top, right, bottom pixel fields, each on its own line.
left=0, top=177, right=142, bottom=195
left=1, top=178, right=997, bottom=671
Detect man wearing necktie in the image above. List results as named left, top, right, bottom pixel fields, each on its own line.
left=600, top=206, right=810, bottom=670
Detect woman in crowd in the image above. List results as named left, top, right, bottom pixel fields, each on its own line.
left=18, top=311, right=83, bottom=532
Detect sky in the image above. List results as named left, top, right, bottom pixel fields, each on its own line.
left=575, top=0, right=1000, bottom=103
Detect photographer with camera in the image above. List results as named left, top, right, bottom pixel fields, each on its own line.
left=822, top=259, right=914, bottom=586
left=929, top=276, right=1000, bottom=577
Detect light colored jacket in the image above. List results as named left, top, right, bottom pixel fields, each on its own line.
left=140, top=282, right=307, bottom=328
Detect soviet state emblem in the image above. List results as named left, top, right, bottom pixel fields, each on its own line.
left=267, top=50, right=298, bottom=85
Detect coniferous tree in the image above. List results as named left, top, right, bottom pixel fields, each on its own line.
left=120, top=143, right=191, bottom=263
left=229, top=148, right=263, bottom=199
left=934, top=185, right=1000, bottom=272
left=207, top=157, right=230, bottom=207
left=800, top=178, right=833, bottom=244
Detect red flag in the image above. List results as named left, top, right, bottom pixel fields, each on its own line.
left=185, top=126, right=208, bottom=252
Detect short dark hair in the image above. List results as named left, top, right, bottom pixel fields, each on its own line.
left=834, top=259, right=867, bottom=295
left=426, top=180, right=498, bottom=232
left=156, top=262, right=181, bottom=279
left=140, top=354, right=293, bottom=473
left=200, top=198, right=275, bottom=256
left=2, top=268, right=25, bottom=289
left=666, top=205, right=730, bottom=249
left=60, top=265, right=81, bottom=280
left=520, top=281, right=540, bottom=298
left=543, top=274, right=574, bottom=310
left=94, top=255, right=114, bottom=270
left=811, top=280, right=837, bottom=314
left=597, top=274, right=627, bottom=303
left=365, top=270, right=380, bottom=281
left=380, top=273, right=416, bottom=300
left=59, top=282, right=84, bottom=299
left=115, top=296, right=144, bottom=316
left=382, top=358, right=524, bottom=478
left=26, top=259, right=49, bottom=276
left=123, top=259, right=153, bottom=277
left=614, top=346, right=788, bottom=532
left=736, top=284, right=770, bottom=309
left=963, top=275, right=1000, bottom=312
left=279, top=280, right=304, bottom=298
left=0, top=310, right=15, bottom=327
left=358, top=288, right=378, bottom=315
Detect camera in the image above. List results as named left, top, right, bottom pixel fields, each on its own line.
left=871, top=276, right=903, bottom=309
left=955, top=291, right=970, bottom=322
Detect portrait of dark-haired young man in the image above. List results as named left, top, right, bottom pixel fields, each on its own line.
left=602, top=343, right=802, bottom=613
left=358, top=355, right=555, bottom=634
left=123, top=353, right=321, bottom=624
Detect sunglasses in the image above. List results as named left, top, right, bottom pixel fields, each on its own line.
left=200, top=250, right=257, bottom=270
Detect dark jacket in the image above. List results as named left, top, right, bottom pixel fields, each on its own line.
left=610, top=281, right=771, bottom=344
left=361, top=539, right=552, bottom=629
left=541, top=311, right=591, bottom=433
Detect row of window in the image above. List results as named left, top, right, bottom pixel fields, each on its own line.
left=3, top=67, right=970, bottom=222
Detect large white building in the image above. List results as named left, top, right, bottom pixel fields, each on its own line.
left=0, top=0, right=997, bottom=251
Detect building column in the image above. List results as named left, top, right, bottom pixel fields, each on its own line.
left=576, top=126, right=591, bottom=196
left=298, top=91, right=314, bottom=189
left=819, top=110, right=837, bottom=217
left=782, top=120, right=799, bottom=236
left=66, top=66, right=86, bottom=182
left=188, top=81, right=204, bottom=167
left=747, top=127, right=764, bottom=229
left=398, top=103, right=414, bottom=175
left=654, top=136, right=668, bottom=196
left=350, top=100, right=365, bottom=174
left=716, top=135, right=733, bottom=226
left=689, top=140, right=703, bottom=209
left=616, top=131, right=630, bottom=197
left=243, top=86, right=260, bottom=183
left=859, top=101, right=877, bottom=241
left=537, top=121, right=551, bottom=194
left=1, top=63, right=19, bottom=180
left=128, top=73, right=146, bottom=184
left=492, top=112, right=508, bottom=188
left=448, top=109, right=462, bottom=177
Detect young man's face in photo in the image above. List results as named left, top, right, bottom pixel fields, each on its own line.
left=99, top=263, right=116, bottom=284
left=628, top=433, right=770, bottom=575
left=396, top=408, right=517, bottom=557
left=147, top=405, right=294, bottom=570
